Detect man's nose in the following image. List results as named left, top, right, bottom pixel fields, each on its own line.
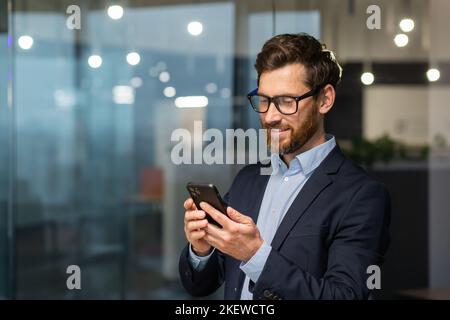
left=263, top=101, right=283, bottom=124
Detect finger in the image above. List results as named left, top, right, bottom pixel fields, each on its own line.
left=185, top=210, right=206, bottom=223
left=184, top=198, right=198, bottom=210
left=186, top=219, right=208, bottom=232
left=227, top=206, right=251, bottom=224
left=205, top=223, right=225, bottom=238
left=189, top=229, right=206, bottom=241
left=200, top=202, right=231, bottom=228
left=204, top=233, right=222, bottom=249
left=183, top=198, right=192, bottom=210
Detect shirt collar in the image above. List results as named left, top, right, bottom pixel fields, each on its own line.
left=271, top=134, right=336, bottom=176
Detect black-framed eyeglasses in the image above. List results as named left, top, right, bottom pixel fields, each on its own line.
left=247, top=86, right=323, bottom=115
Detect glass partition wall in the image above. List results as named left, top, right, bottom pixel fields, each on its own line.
left=0, top=0, right=14, bottom=300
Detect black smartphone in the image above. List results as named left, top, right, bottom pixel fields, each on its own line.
left=186, top=182, right=228, bottom=227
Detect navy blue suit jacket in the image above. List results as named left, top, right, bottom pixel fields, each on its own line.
left=179, top=144, right=390, bottom=299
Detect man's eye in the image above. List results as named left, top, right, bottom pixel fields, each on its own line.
left=280, top=97, right=295, bottom=104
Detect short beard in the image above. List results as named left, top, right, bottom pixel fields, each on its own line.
left=263, top=102, right=320, bottom=155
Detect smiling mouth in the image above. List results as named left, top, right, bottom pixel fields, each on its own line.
left=270, top=128, right=290, bottom=133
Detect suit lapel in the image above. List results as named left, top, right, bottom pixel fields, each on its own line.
left=235, top=164, right=271, bottom=299
left=247, top=166, right=271, bottom=223
left=270, top=168, right=331, bottom=250
left=270, top=145, right=345, bottom=250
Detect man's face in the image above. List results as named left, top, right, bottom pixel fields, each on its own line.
left=259, top=63, right=321, bottom=155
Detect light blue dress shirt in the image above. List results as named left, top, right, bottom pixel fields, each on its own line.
left=188, top=134, right=337, bottom=299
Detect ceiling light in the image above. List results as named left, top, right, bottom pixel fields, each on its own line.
left=88, top=55, right=102, bottom=68
left=394, top=34, right=409, bottom=47
left=113, top=86, right=135, bottom=104
left=107, top=5, right=124, bottom=20
left=399, top=18, right=415, bottom=32
left=175, top=96, right=208, bottom=108
left=187, top=21, right=203, bottom=36
left=18, top=35, right=33, bottom=50
left=126, top=52, right=141, bottom=66
left=427, top=68, right=440, bottom=82
left=159, top=71, right=170, bottom=83
left=163, top=86, right=176, bottom=98
left=361, top=72, right=375, bottom=85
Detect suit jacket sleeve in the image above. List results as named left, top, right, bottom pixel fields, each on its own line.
left=251, top=181, right=391, bottom=300
left=178, top=192, right=230, bottom=297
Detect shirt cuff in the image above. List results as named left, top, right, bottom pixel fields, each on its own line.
left=239, top=241, right=272, bottom=283
left=188, top=244, right=215, bottom=271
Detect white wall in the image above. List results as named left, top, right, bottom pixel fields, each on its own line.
left=363, top=86, right=428, bottom=146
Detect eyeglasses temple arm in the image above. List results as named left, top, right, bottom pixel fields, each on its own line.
left=247, top=88, right=259, bottom=97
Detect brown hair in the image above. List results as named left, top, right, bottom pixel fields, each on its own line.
left=255, top=33, right=342, bottom=91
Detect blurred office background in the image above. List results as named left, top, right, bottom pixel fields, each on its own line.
left=0, top=0, right=449, bottom=299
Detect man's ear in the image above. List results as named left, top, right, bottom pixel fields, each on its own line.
left=318, top=84, right=336, bottom=115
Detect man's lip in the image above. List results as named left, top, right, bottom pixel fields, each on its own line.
left=270, top=128, right=290, bottom=132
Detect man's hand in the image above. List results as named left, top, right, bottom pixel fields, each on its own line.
left=200, top=202, right=263, bottom=262
left=183, top=198, right=212, bottom=256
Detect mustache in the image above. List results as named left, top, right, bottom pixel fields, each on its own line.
left=263, top=123, right=291, bottom=131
